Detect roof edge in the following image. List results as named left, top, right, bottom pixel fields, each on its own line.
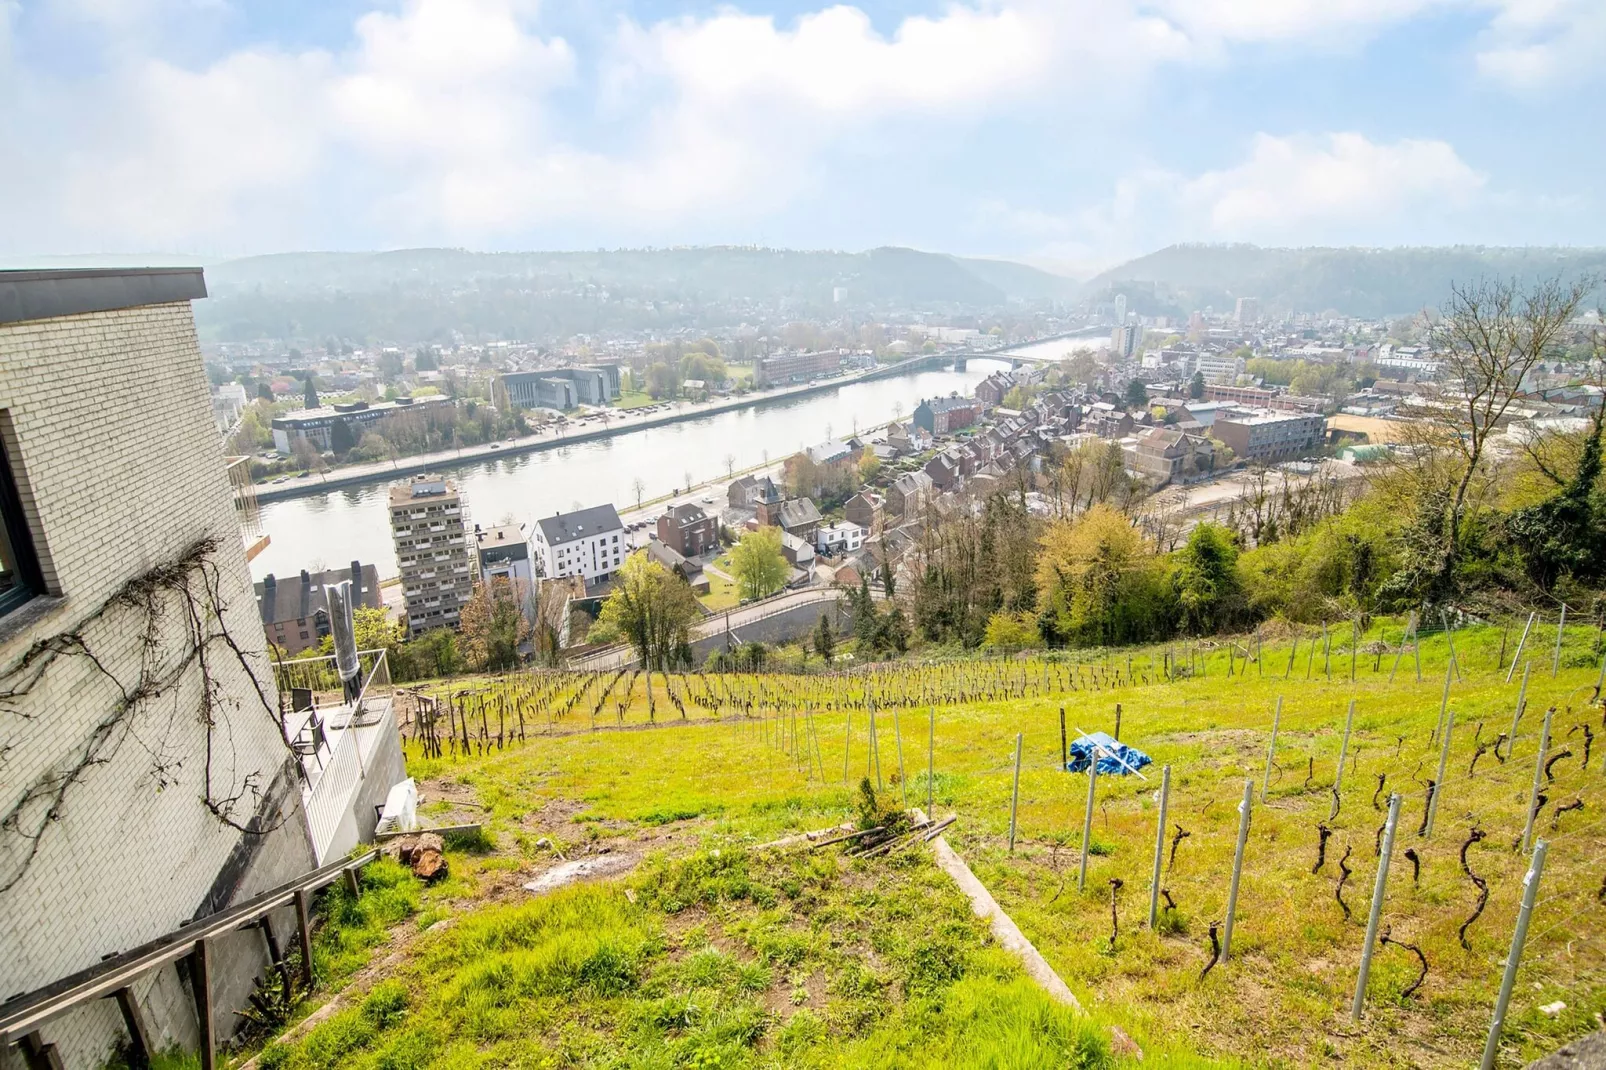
left=0, top=267, right=207, bottom=326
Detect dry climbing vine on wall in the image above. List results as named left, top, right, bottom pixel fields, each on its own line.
left=0, top=538, right=291, bottom=895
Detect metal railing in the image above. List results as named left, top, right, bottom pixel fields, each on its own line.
left=285, top=651, right=391, bottom=856
left=0, top=850, right=380, bottom=1069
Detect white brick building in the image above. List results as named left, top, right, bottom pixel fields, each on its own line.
left=0, top=269, right=315, bottom=1070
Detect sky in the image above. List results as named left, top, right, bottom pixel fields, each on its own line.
left=1, top=0, right=1602, bottom=273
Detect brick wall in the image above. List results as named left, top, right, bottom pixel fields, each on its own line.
left=0, top=302, right=315, bottom=1068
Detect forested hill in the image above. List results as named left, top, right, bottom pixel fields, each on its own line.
left=1082, top=244, right=1606, bottom=319
left=194, top=247, right=1077, bottom=343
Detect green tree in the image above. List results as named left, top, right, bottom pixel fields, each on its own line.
left=594, top=553, right=701, bottom=671
left=1173, top=523, right=1242, bottom=635
left=330, top=418, right=357, bottom=455
left=414, top=347, right=439, bottom=371
left=812, top=612, right=835, bottom=665
left=983, top=610, right=1037, bottom=652
left=1189, top=371, right=1205, bottom=399
left=303, top=375, right=319, bottom=410
left=1124, top=378, right=1148, bottom=408
left=731, top=527, right=789, bottom=601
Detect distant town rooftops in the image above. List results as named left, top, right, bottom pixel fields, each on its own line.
left=537, top=503, right=623, bottom=546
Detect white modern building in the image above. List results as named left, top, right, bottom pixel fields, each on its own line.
left=815, top=520, right=865, bottom=556
left=534, top=504, right=625, bottom=587
left=475, top=523, right=534, bottom=586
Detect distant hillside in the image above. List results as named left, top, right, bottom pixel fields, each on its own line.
left=195, top=246, right=1076, bottom=344
left=1082, top=244, right=1606, bottom=319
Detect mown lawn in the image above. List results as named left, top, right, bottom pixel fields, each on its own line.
left=700, top=572, right=740, bottom=613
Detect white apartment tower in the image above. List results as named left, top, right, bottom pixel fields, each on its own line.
left=389, top=475, right=474, bottom=636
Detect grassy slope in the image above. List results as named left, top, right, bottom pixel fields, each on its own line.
left=261, top=848, right=1116, bottom=1070
left=344, top=620, right=1605, bottom=1067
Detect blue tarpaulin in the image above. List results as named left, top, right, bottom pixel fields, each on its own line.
left=1065, top=732, right=1152, bottom=776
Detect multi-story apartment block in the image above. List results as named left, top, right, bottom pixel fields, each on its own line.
left=0, top=268, right=316, bottom=1069
left=754, top=350, right=842, bottom=386
left=1212, top=410, right=1327, bottom=463
left=534, top=504, right=625, bottom=587
left=389, top=476, right=474, bottom=636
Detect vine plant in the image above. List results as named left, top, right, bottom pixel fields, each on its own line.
left=0, top=538, right=293, bottom=895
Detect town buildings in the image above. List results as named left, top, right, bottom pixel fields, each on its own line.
left=0, top=267, right=317, bottom=1068
left=815, top=520, right=865, bottom=556
left=658, top=503, right=719, bottom=557
left=1111, top=323, right=1143, bottom=359
left=887, top=470, right=935, bottom=518
left=534, top=504, right=626, bottom=587
left=1123, top=427, right=1216, bottom=485
left=1212, top=410, right=1326, bottom=462
left=754, top=349, right=841, bottom=386
left=271, top=395, right=452, bottom=454
left=498, top=365, right=621, bottom=409
left=755, top=496, right=822, bottom=542
left=913, top=396, right=980, bottom=435
left=389, top=475, right=474, bottom=636
left=974, top=371, right=1013, bottom=407
left=255, top=562, right=382, bottom=654
left=475, top=524, right=533, bottom=586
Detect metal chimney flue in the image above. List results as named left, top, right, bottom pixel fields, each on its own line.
left=328, top=581, right=361, bottom=704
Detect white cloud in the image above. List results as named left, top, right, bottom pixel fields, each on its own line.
left=1180, top=132, right=1485, bottom=242
left=1474, top=0, right=1606, bottom=90
left=982, top=133, right=1487, bottom=260
left=1153, top=0, right=1448, bottom=45
left=0, top=0, right=1587, bottom=254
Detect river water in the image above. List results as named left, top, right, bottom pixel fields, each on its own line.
left=253, top=358, right=1013, bottom=581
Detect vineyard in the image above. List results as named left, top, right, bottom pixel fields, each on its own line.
left=343, top=618, right=1606, bottom=1067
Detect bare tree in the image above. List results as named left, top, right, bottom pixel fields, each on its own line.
left=632, top=477, right=645, bottom=508
left=1392, top=276, right=1591, bottom=588
left=725, top=453, right=736, bottom=478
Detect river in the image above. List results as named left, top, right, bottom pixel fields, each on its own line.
left=252, top=358, right=1013, bottom=581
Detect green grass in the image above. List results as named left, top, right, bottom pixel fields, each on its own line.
left=701, top=572, right=740, bottom=612
left=392, top=618, right=1606, bottom=1066
left=612, top=391, right=657, bottom=410
left=257, top=846, right=1118, bottom=1069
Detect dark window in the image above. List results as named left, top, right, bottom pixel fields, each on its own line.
left=0, top=430, right=45, bottom=618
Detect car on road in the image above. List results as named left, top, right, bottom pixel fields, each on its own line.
left=701, top=495, right=715, bottom=504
